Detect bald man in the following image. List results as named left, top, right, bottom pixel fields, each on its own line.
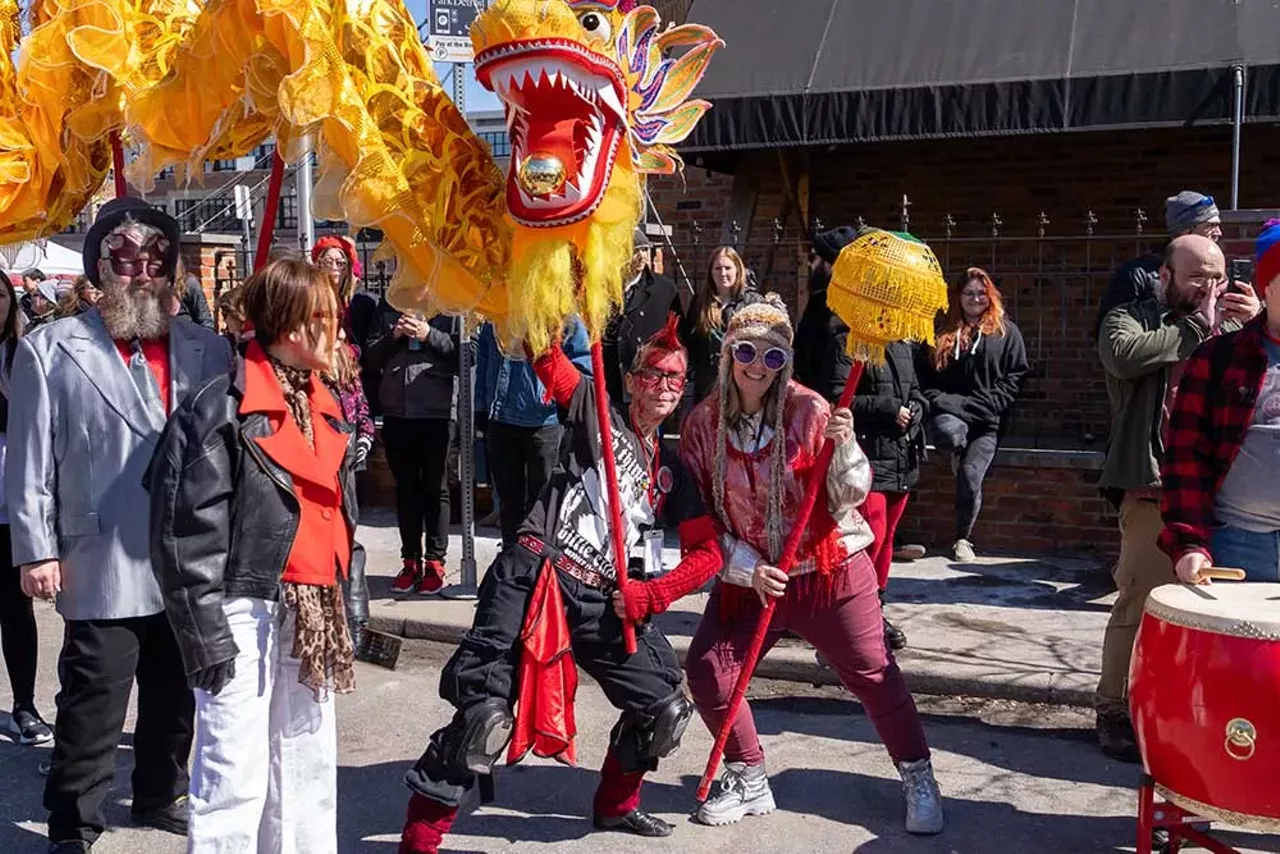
left=1094, top=233, right=1260, bottom=761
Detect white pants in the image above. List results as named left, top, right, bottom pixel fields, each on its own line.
left=189, top=597, right=338, bottom=854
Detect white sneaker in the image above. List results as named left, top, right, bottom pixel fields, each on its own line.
left=899, top=757, right=944, bottom=834
left=952, top=539, right=976, bottom=562
left=695, top=762, right=776, bottom=826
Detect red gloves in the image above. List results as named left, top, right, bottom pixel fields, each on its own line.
left=616, top=516, right=722, bottom=624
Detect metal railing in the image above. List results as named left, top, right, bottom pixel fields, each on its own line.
left=657, top=202, right=1207, bottom=449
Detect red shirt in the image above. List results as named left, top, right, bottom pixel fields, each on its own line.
left=114, top=338, right=171, bottom=414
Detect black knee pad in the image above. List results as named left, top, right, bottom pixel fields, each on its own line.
left=610, top=692, right=695, bottom=773
left=420, top=699, right=514, bottom=780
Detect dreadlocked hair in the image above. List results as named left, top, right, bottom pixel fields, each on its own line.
left=711, top=292, right=793, bottom=562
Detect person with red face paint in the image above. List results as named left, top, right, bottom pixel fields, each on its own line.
left=398, top=315, right=724, bottom=854
left=6, top=198, right=233, bottom=852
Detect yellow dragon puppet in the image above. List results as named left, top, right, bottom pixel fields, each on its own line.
left=0, top=0, right=720, bottom=356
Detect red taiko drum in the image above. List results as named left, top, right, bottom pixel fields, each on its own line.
left=1130, top=582, right=1280, bottom=830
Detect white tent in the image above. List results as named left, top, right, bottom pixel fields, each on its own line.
left=1, top=240, right=83, bottom=278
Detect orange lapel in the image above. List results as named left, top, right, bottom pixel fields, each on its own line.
left=240, top=341, right=346, bottom=489
left=307, top=377, right=349, bottom=488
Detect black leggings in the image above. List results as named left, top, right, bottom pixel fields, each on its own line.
left=928, top=414, right=999, bottom=542
left=0, top=524, right=38, bottom=711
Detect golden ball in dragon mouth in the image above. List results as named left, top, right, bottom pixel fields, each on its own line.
left=518, top=153, right=567, bottom=196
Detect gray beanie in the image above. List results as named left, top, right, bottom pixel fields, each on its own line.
left=1166, top=191, right=1220, bottom=235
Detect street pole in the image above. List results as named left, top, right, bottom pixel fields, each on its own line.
left=445, top=62, right=479, bottom=598
left=297, top=135, right=316, bottom=253
left=1230, top=65, right=1244, bottom=211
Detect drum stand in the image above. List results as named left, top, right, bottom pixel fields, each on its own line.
left=1137, top=774, right=1238, bottom=854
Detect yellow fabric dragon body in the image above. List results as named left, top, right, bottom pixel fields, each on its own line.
left=0, top=0, right=720, bottom=352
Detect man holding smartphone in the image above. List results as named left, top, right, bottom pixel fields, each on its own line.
left=1095, top=234, right=1260, bottom=762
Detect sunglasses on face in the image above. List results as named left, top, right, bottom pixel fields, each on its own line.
left=633, top=368, right=686, bottom=391
left=732, top=341, right=792, bottom=372
left=319, top=257, right=349, bottom=269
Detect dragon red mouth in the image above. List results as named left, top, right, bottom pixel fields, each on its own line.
left=475, top=40, right=629, bottom=228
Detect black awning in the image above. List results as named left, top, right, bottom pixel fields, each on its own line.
left=682, top=0, right=1280, bottom=151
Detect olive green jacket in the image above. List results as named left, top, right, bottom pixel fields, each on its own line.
left=1097, top=299, right=1217, bottom=491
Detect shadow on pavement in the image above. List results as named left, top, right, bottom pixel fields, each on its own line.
left=747, top=695, right=1124, bottom=790
left=0, top=734, right=52, bottom=852
left=889, top=559, right=1114, bottom=613
left=337, top=760, right=693, bottom=850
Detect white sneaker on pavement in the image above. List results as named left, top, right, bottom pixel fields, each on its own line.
left=695, top=762, right=776, bottom=826
left=952, top=539, right=976, bottom=562
left=899, top=757, right=944, bottom=834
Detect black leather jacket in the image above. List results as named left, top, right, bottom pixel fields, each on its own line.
left=145, top=355, right=364, bottom=677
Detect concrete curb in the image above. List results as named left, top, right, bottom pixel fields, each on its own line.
left=369, top=614, right=1096, bottom=709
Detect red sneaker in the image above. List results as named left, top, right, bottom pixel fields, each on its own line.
left=417, top=560, right=446, bottom=595
left=392, top=560, right=422, bottom=595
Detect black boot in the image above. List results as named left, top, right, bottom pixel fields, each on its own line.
left=131, top=795, right=189, bottom=835
left=879, top=591, right=907, bottom=650
left=1096, top=711, right=1141, bottom=763
left=593, top=809, right=674, bottom=837
left=883, top=617, right=908, bottom=651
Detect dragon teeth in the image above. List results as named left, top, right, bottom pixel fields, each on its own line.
left=597, top=85, right=625, bottom=121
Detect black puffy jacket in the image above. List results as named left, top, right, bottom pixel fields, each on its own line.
left=793, top=275, right=854, bottom=405
left=145, top=353, right=363, bottom=677
left=853, top=341, right=927, bottom=493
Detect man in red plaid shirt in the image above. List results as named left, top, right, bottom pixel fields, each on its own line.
left=1160, top=220, right=1280, bottom=584
left=1094, top=234, right=1260, bottom=762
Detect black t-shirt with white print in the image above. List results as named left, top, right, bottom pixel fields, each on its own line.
left=516, top=374, right=703, bottom=583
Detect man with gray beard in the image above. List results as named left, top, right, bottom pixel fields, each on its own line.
left=6, top=198, right=233, bottom=853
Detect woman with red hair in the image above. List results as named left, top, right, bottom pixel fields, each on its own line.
left=918, top=267, right=1028, bottom=562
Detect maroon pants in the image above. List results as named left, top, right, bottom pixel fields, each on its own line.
left=686, top=551, right=929, bottom=767
left=863, top=491, right=911, bottom=590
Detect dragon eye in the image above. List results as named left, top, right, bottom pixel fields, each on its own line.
left=577, top=10, right=612, bottom=42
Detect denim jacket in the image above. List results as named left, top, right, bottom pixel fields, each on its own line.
left=476, top=318, right=592, bottom=428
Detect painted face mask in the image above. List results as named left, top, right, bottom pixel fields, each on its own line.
left=98, top=218, right=172, bottom=287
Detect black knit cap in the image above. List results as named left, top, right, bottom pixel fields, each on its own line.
left=811, top=225, right=857, bottom=265
left=83, top=197, right=182, bottom=286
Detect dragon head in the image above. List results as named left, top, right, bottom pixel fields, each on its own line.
left=472, top=0, right=721, bottom=229
left=470, top=0, right=720, bottom=352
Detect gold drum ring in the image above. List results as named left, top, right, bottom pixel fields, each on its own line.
left=1225, top=718, right=1257, bottom=761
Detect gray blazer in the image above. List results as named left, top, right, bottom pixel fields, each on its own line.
left=5, top=310, right=232, bottom=621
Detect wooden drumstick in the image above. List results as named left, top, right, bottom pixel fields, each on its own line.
left=1202, top=567, right=1248, bottom=581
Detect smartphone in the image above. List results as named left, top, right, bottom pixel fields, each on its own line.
left=1229, top=258, right=1254, bottom=290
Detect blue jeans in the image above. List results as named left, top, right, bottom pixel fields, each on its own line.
left=1210, top=525, right=1280, bottom=581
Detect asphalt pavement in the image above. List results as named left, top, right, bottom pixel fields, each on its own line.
left=4, top=512, right=1279, bottom=852
left=4, top=613, right=1280, bottom=852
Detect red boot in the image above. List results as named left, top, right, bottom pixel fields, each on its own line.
left=399, top=793, right=458, bottom=854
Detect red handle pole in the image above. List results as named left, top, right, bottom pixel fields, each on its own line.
left=254, top=150, right=287, bottom=271
left=695, top=363, right=864, bottom=801
left=590, top=341, right=638, bottom=655
left=110, top=132, right=127, bottom=198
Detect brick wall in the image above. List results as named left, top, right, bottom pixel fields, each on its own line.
left=649, top=124, right=1280, bottom=445
left=897, top=455, right=1118, bottom=556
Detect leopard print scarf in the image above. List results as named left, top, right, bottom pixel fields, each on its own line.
left=269, top=357, right=355, bottom=699
left=283, top=582, right=355, bottom=701
left=269, top=356, right=314, bottom=447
